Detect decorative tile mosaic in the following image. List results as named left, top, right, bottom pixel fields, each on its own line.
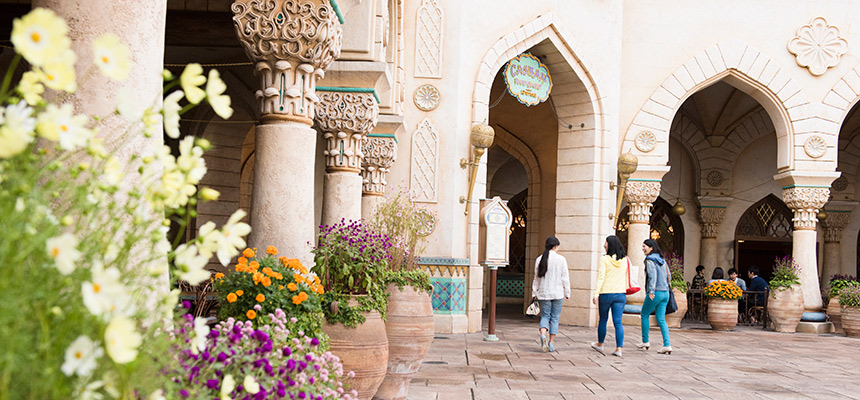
left=496, top=275, right=524, bottom=298
left=430, top=277, right=466, bottom=315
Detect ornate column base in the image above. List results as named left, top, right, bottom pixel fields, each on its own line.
left=321, top=172, right=363, bottom=226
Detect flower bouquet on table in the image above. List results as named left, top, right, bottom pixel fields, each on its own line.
left=704, top=280, right=743, bottom=300
left=213, top=245, right=328, bottom=349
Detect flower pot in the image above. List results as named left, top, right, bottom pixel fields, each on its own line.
left=707, top=298, right=738, bottom=331
left=374, top=283, right=434, bottom=400
left=323, top=297, right=389, bottom=400
left=841, top=306, right=860, bottom=338
left=768, top=285, right=804, bottom=333
left=666, top=288, right=687, bottom=328
left=828, top=296, right=843, bottom=334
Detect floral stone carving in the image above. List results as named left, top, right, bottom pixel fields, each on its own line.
left=624, top=181, right=661, bottom=224
left=783, top=186, right=830, bottom=230
left=707, top=171, right=724, bottom=187
left=415, top=209, right=436, bottom=237
left=787, top=17, right=848, bottom=76
left=803, top=135, right=827, bottom=159
left=315, top=91, right=379, bottom=173
left=413, top=84, right=440, bottom=111
left=635, top=131, right=657, bottom=153
left=832, top=176, right=848, bottom=192
left=362, top=136, right=398, bottom=195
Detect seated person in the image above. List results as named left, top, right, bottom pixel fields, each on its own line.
left=707, top=267, right=729, bottom=285
left=728, top=268, right=747, bottom=291
left=747, top=266, right=768, bottom=306
left=691, top=265, right=706, bottom=289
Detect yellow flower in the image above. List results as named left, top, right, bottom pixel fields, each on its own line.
left=105, top=316, right=142, bottom=364
left=36, top=103, right=91, bottom=150
left=92, top=33, right=131, bottom=81
left=0, top=101, right=37, bottom=158
left=11, top=8, right=70, bottom=67
left=200, top=187, right=220, bottom=201
left=180, top=63, right=206, bottom=105
left=37, top=53, right=77, bottom=92
left=206, top=69, right=233, bottom=119
left=162, top=90, right=184, bottom=139
left=17, top=71, right=44, bottom=106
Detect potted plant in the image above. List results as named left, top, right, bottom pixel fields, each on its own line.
left=705, top=280, right=743, bottom=330
left=665, top=253, right=688, bottom=328
left=368, top=190, right=434, bottom=400
left=312, top=219, right=392, bottom=400
left=827, top=274, right=858, bottom=333
left=838, top=283, right=860, bottom=338
left=767, top=256, right=804, bottom=333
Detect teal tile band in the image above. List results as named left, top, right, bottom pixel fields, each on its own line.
left=329, top=0, right=345, bottom=24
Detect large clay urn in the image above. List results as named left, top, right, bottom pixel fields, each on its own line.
left=841, top=306, right=860, bottom=338
left=828, top=297, right=843, bottom=333
left=374, top=283, right=434, bottom=400
left=707, top=298, right=738, bottom=331
left=323, top=297, right=389, bottom=400
left=768, top=285, right=804, bottom=333
left=665, top=288, right=687, bottom=328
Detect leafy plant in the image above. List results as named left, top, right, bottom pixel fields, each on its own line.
left=385, top=269, right=433, bottom=294
left=769, top=255, right=801, bottom=292
left=214, top=246, right=327, bottom=348
left=369, top=188, right=431, bottom=272
left=837, top=283, right=860, bottom=308
left=829, top=274, right=858, bottom=299
left=704, top=280, right=743, bottom=300
left=665, top=252, right=687, bottom=293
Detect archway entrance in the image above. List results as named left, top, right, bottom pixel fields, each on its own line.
left=734, top=195, right=794, bottom=283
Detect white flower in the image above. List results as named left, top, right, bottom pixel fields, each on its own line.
left=216, top=209, right=251, bottom=266
left=10, top=8, right=71, bottom=67
left=46, top=232, right=81, bottom=275
left=37, top=54, right=77, bottom=92
left=79, top=380, right=105, bottom=400
left=104, top=316, right=142, bottom=364
left=17, top=71, right=44, bottom=106
left=142, top=107, right=162, bottom=138
left=92, top=33, right=131, bottom=81
left=206, top=69, right=233, bottom=119
left=180, top=63, right=206, bottom=104
left=177, top=136, right=206, bottom=183
left=0, top=101, right=36, bottom=158
left=82, top=264, right=135, bottom=320
left=61, top=335, right=103, bottom=377
left=191, top=316, right=210, bottom=354
left=243, top=375, right=260, bottom=394
left=162, top=90, right=184, bottom=139
left=147, top=389, right=166, bottom=400
left=36, top=103, right=92, bottom=149
left=220, top=374, right=235, bottom=400
left=197, top=221, right=220, bottom=259
left=174, top=243, right=210, bottom=285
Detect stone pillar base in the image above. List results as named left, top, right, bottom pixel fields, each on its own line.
left=361, top=194, right=383, bottom=221
left=321, top=172, right=362, bottom=226
left=433, top=314, right=468, bottom=334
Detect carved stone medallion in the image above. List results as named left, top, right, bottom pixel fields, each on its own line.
left=635, top=131, right=657, bottom=153
left=787, top=17, right=848, bottom=76
left=706, top=171, right=724, bottom=187
left=803, top=135, right=827, bottom=159
left=832, top=176, right=848, bottom=192
left=413, top=84, right=440, bottom=111
left=415, top=209, right=436, bottom=237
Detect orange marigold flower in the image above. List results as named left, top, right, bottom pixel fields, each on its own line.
left=287, top=282, right=298, bottom=291
left=243, top=248, right=255, bottom=258
left=279, top=285, right=284, bottom=290
left=313, top=275, right=321, bottom=284
left=298, top=265, right=309, bottom=275
left=292, top=295, right=302, bottom=305
left=249, top=261, right=260, bottom=270
left=214, top=272, right=225, bottom=279
left=266, top=246, right=278, bottom=255
left=256, top=293, right=265, bottom=302
left=253, top=272, right=264, bottom=285
left=226, top=293, right=238, bottom=303
left=294, top=274, right=305, bottom=284
left=262, top=267, right=275, bottom=277
left=285, top=258, right=302, bottom=270
left=238, top=257, right=248, bottom=264
left=246, top=310, right=257, bottom=319
left=279, top=256, right=288, bottom=265
left=261, top=277, right=272, bottom=287
left=236, top=290, right=244, bottom=296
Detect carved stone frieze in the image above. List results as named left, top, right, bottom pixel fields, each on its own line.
left=821, top=212, right=850, bottom=243
left=782, top=187, right=830, bottom=230
left=361, top=136, right=398, bottom=195
left=315, top=91, right=379, bottom=173
left=624, top=181, right=661, bottom=224
left=699, top=207, right=727, bottom=238
left=232, top=0, right=343, bottom=120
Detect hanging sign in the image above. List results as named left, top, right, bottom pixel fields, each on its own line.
left=503, top=53, right=552, bottom=106
left=479, top=196, right=513, bottom=266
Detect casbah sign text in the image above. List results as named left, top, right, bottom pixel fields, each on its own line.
left=503, top=53, right=552, bottom=106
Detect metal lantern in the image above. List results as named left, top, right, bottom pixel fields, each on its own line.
left=672, top=199, right=687, bottom=216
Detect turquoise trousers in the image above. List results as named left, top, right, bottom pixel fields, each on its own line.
left=640, top=290, right=671, bottom=347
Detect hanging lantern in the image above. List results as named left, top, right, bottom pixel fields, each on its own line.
left=672, top=199, right=686, bottom=216
left=817, top=209, right=828, bottom=221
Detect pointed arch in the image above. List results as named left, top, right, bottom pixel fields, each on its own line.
left=735, top=194, right=794, bottom=241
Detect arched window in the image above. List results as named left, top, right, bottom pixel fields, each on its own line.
left=615, top=197, right=684, bottom=257
left=735, top=195, right=793, bottom=240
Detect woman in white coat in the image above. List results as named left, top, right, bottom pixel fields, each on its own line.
left=532, top=236, right=570, bottom=352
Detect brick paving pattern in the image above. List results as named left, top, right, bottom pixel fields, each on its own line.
left=408, top=305, right=860, bottom=400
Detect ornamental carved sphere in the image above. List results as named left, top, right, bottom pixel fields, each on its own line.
left=470, top=124, right=495, bottom=149
left=617, top=151, right=639, bottom=176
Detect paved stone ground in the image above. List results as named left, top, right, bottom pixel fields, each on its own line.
left=407, top=305, right=860, bottom=400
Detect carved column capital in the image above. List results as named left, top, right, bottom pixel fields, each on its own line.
left=624, top=181, right=661, bottom=224
left=232, top=0, right=343, bottom=122
left=315, top=91, right=379, bottom=173
left=361, top=136, right=397, bottom=195
left=699, top=207, right=727, bottom=238
left=782, top=187, right=830, bottom=230
left=821, top=212, right=851, bottom=242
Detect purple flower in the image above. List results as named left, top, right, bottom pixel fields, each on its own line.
left=206, top=379, right=220, bottom=389
left=310, top=338, right=319, bottom=346
left=179, top=389, right=189, bottom=398
left=217, top=352, right=228, bottom=362
left=182, top=301, right=191, bottom=309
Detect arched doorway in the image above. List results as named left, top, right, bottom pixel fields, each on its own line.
left=734, top=195, right=794, bottom=283
left=616, top=197, right=685, bottom=257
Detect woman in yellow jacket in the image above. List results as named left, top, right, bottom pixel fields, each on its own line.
left=591, top=235, right=629, bottom=357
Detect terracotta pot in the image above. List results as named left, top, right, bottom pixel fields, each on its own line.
left=828, top=296, right=843, bottom=333
left=323, top=297, right=389, bottom=400
left=768, top=285, right=804, bottom=333
left=666, top=288, right=687, bottom=328
left=841, top=306, right=860, bottom=338
left=707, top=298, right=738, bottom=331
left=374, top=283, right=434, bottom=400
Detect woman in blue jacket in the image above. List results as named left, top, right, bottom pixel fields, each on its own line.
left=636, top=239, right=672, bottom=355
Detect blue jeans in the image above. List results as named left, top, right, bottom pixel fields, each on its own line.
left=641, top=291, right=670, bottom=347
left=539, top=298, right=563, bottom=335
left=597, top=293, right=626, bottom=348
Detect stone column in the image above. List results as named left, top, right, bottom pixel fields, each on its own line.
left=699, top=207, right=726, bottom=275
left=361, top=136, right=398, bottom=220
left=624, top=180, right=661, bottom=304
left=315, top=91, right=379, bottom=226
left=821, top=212, right=850, bottom=292
left=783, top=186, right=830, bottom=311
left=232, top=0, right=342, bottom=263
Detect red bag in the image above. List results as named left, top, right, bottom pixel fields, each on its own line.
left=625, top=257, right=641, bottom=295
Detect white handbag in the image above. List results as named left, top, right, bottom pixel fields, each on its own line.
left=525, top=297, right=541, bottom=317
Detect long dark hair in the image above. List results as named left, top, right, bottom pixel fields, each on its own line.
left=643, top=239, right=663, bottom=257
left=538, top=236, right=560, bottom=278
left=605, top=235, right=626, bottom=260
left=712, top=267, right=724, bottom=280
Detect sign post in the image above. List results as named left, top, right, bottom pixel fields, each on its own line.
left=479, top=196, right=513, bottom=342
